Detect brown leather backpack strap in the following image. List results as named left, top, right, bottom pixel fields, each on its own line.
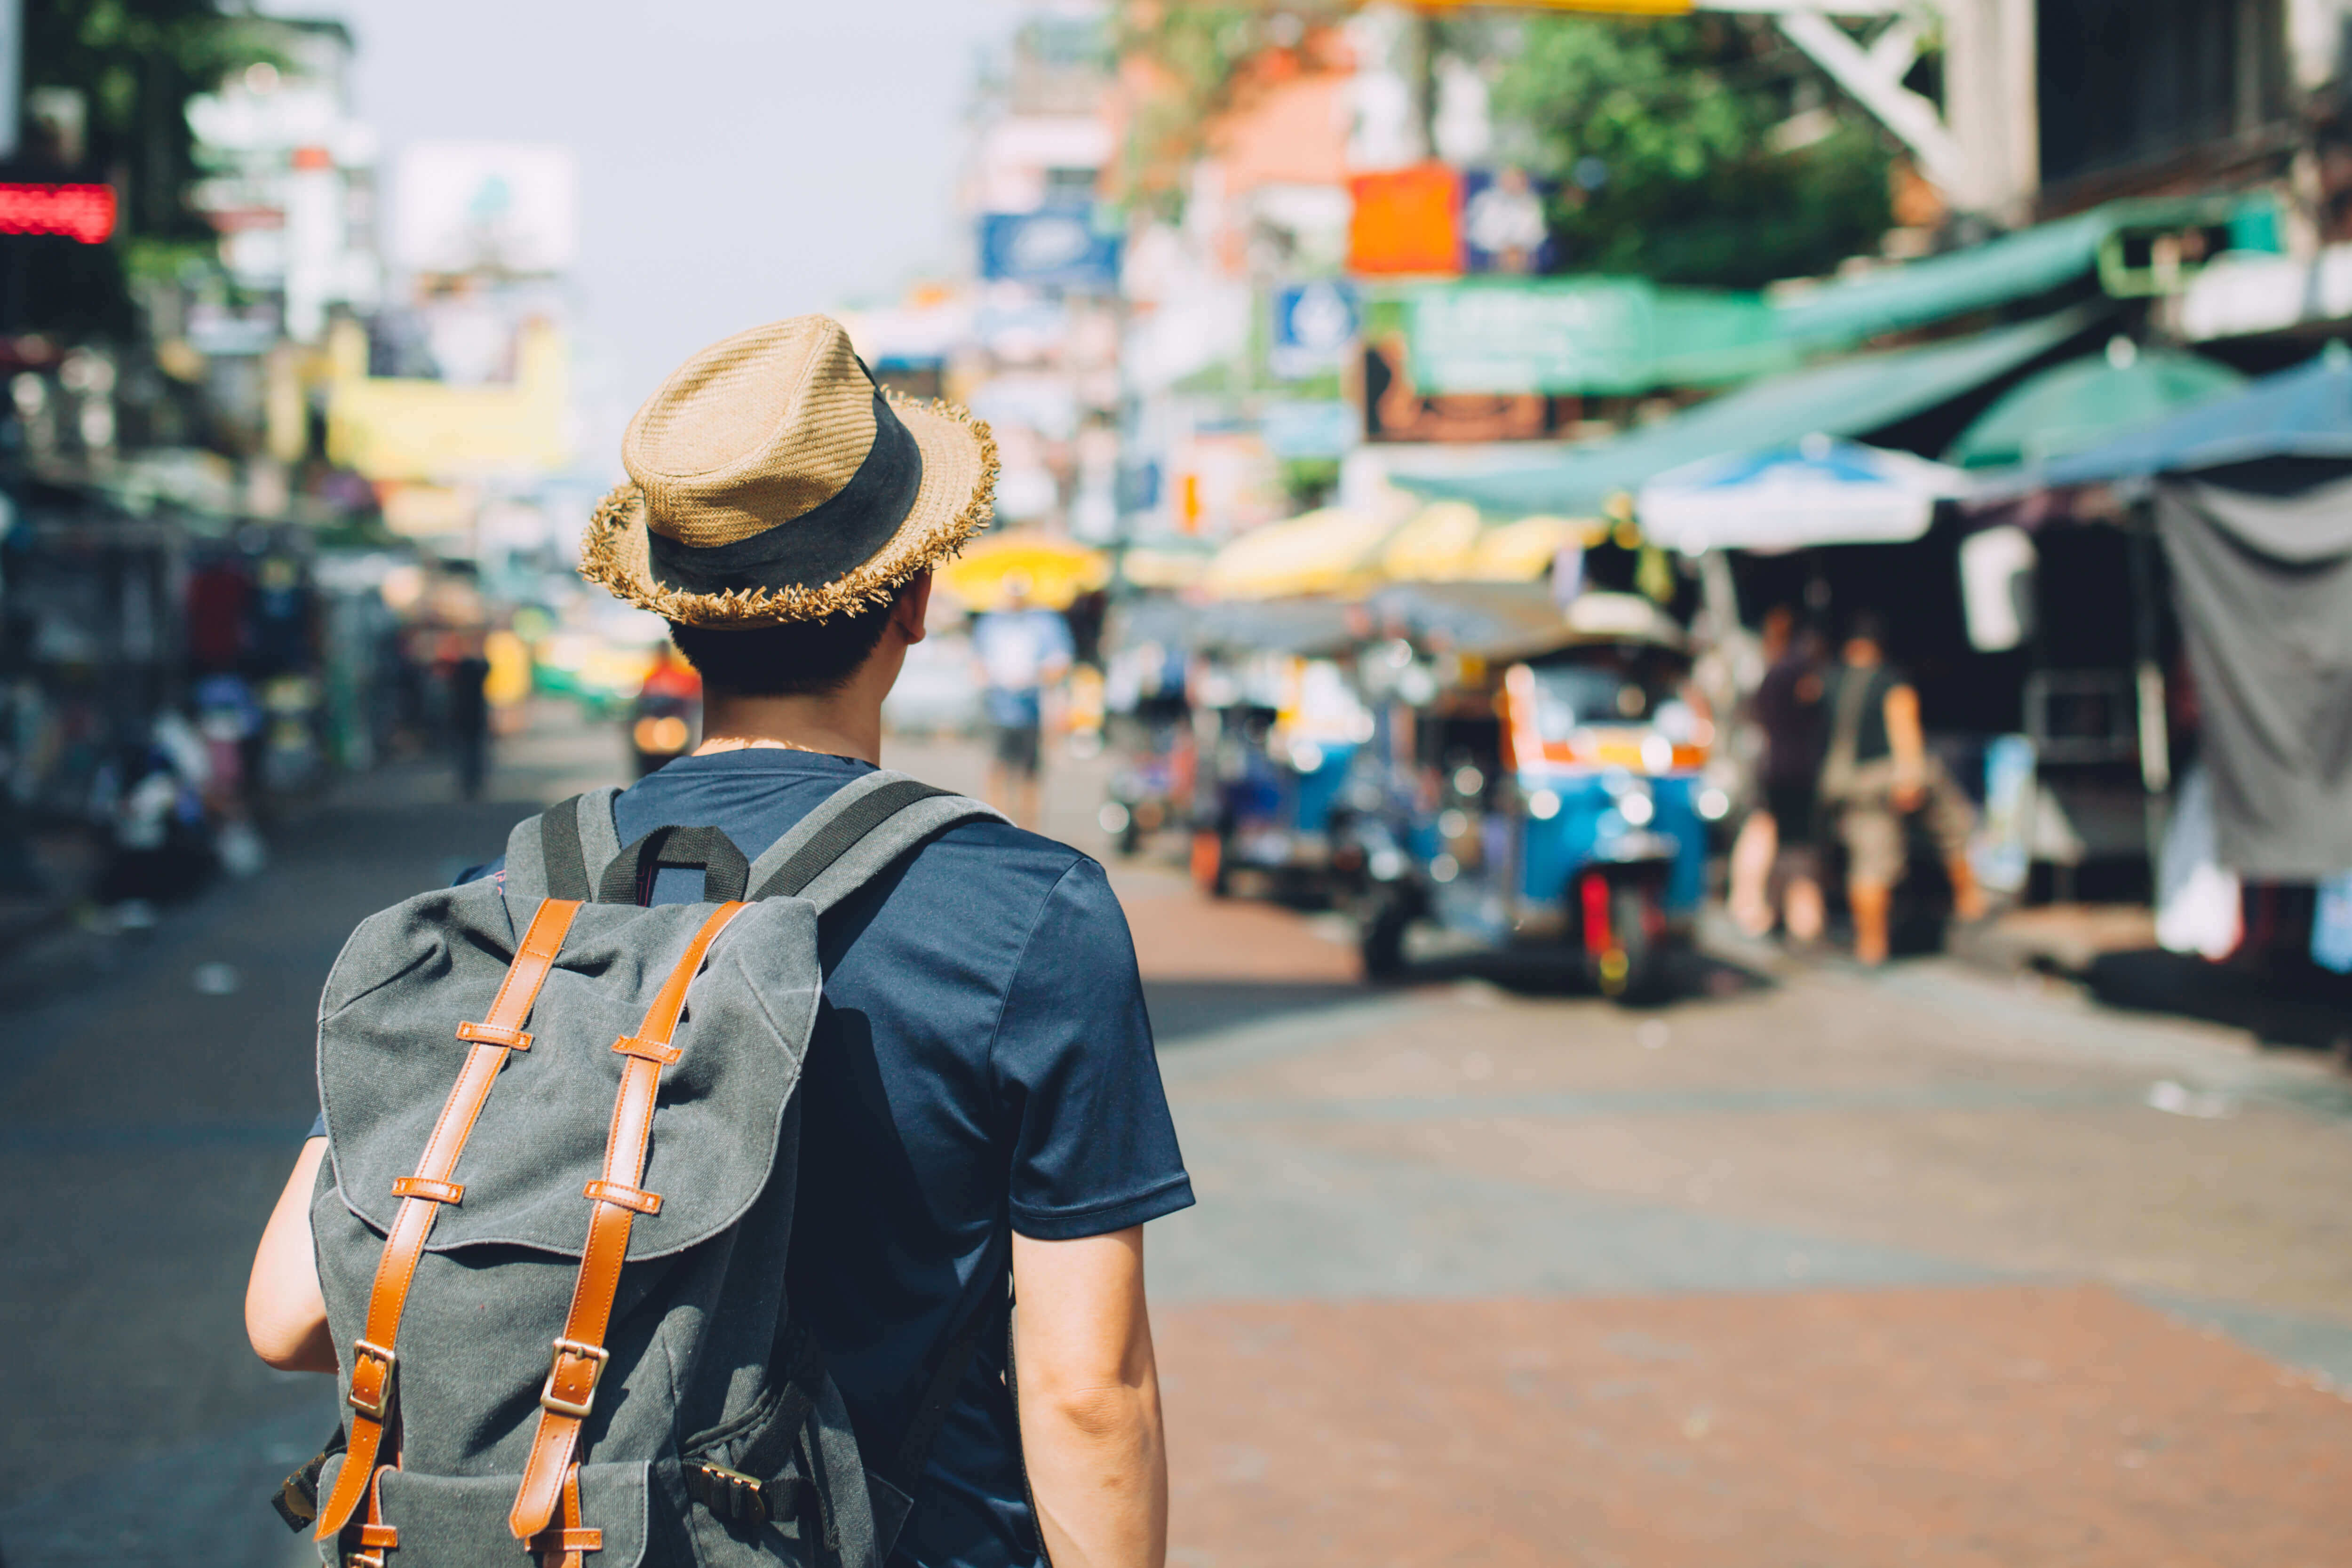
left=315, top=896, right=583, bottom=1541
left=347, top=1465, right=400, bottom=1568
left=526, top=1464, right=603, bottom=1568
left=508, top=900, right=749, bottom=1541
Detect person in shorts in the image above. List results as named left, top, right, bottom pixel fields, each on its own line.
left=1818, top=610, right=1986, bottom=963
left=970, top=574, right=1071, bottom=830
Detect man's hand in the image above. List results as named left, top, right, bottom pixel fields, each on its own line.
left=247, top=1136, right=337, bottom=1373
left=1011, top=1226, right=1168, bottom=1568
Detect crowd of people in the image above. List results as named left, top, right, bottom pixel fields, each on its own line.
left=1728, top=606, right=1987, bottom=965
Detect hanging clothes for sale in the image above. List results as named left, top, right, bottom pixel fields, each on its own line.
left=2155, top=466, right=2352, bottom=879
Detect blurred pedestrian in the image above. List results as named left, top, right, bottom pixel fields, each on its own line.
left=445, top=642, right=492, bottom=801
left=1818, top=610, right=1986, bottom=964
left=972, top=573, right=1072, bottom=830
left=1728, top=605, right=1828, bottom=942
left=629, top=640, right=703, bottom=776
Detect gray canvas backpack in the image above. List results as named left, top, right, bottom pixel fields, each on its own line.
left=299, top=772, right=1005, bottom=1568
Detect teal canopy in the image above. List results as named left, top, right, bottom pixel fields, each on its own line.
left=1945, top=346, right=2247, bottom=470
left=2031, top=346, right=2352, bottom=485
left=1772, top=196, right=2273, bottom=347
left=1395, top=311, right=2091, bottom=518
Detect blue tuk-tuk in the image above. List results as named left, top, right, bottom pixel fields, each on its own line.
left=1348, top=587, right=1726, bottom=999
left=1185, top=597, right=1378, bottom=902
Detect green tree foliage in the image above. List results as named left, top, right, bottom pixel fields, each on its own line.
left=1490, top=15, right=1894, bottom=289
left=22, top=0, right=270, bottom=237
left=11, top=1, right=270, bottom=337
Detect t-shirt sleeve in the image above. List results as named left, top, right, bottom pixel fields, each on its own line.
left=993, top=857, right=1193, bottom=1241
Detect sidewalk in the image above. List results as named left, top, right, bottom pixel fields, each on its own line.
left=0, top=712, right=624, bottom=1568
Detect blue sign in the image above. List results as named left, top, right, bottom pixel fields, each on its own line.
left=978, top=209, right=1121, bottom=289
left=1260, top=399, right=1360, bottom=460
left=1270, top=280, right=1360, bottom=379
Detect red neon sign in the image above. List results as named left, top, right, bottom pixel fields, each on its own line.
left=0, top=184, right=118, bottom=245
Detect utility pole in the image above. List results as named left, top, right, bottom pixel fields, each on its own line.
left=1747, top=0, right=2039, bottom=219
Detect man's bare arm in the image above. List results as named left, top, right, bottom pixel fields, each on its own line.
left=247, top=1136, right=337, bottom=1373
left=1885, top=682, right=1927, bottom=807
left=1011, top=1226, right=1168, bottom=1568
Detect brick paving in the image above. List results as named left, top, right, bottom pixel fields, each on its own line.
left=2, top=718, right=2348, bottom=1565
left=1160, top=1289, right=2352, bottom=1567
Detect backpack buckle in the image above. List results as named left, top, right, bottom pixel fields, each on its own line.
left=540, top=1337, right=610, bottom=1419
left=347, top=1339, right=397, bottom=1422
left=688, top=1462, right=772, bottom=1528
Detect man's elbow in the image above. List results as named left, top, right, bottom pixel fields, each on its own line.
left=245, top=1272, right=336, bottom=1372
left=245, top=1312, right=307, bottom=1371
left=1034, top=1377, right=1159, bottom=1445
left=246, top=1293, right=317, bottom=1371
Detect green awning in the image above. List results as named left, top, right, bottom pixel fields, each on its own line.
left=1944, top=346, right=2248, bottom=469
left=1394, top=310, right=2093, bottom=518
left=1402, top=278, right=1792, bottom=396
left=1771, top=196, right=2275, bottom=348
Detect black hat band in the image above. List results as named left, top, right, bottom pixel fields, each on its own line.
left=646, top=390, right=923, bottom=600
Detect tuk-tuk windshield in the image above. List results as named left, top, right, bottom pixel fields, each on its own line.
left=1525, top=650, right=1688, bottom=739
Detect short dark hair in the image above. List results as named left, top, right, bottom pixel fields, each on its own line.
left=1844, top=609, right=1887, bottom=647
left=667, top=592, right=899, bottom=697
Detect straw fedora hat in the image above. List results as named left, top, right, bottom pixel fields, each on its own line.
left=580, top=315, right=997, bottom=626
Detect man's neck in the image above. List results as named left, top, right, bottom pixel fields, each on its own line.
left=695, top=691, right=883, bottom=766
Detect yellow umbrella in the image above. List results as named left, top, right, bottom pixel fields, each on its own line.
left=1200, top=508, right=1394, bottom=601
left=1377, top=501, right=1486, bottom=583
left=1467, top=515, right=1587, bottom=582
left=935, top=530, right=1111, bottom=612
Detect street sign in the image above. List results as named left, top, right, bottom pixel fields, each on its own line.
left=1407, top=279, right=1655, bottom=395
left=1261, top=399, right=1361, bottom=460
left=1404, top=277, right=1782, bottom=395
left=979, top=209, right=1121, bottom=290
left=1270, top=280, right=1361, bottom=379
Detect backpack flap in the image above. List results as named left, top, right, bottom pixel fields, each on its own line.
left=318, top=884, right=822, bottom=1262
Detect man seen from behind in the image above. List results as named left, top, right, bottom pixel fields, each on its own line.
left=246, top=317, right=1188, bottom=1568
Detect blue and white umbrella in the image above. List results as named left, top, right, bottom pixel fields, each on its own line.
left=1637, top=434, right=1970, bottom=554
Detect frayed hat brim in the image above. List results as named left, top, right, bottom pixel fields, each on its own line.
left=580, top=390, right=998, bottom=626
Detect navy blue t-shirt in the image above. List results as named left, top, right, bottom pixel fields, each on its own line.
left=317, top=749, right=1192, bottom=1568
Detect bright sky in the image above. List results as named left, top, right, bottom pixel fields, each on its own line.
left=275, top=0, right=1014, bottom=474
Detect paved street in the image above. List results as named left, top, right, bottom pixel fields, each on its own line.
left=5, top=715, right=2351, bottom=1566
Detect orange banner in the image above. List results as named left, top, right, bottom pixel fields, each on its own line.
left=1347, top=163, right=1462, bottom=278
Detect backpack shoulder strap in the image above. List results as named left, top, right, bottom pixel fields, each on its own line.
left=503, top=788, right=623, bottom=908
left=745, top=771, right=1004, bottom=912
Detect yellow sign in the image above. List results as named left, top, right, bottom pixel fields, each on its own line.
left=325, top=318, right=570, bottom=482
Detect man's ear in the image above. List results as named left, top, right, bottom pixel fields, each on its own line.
left=892, top=571, right=932, bottom=647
